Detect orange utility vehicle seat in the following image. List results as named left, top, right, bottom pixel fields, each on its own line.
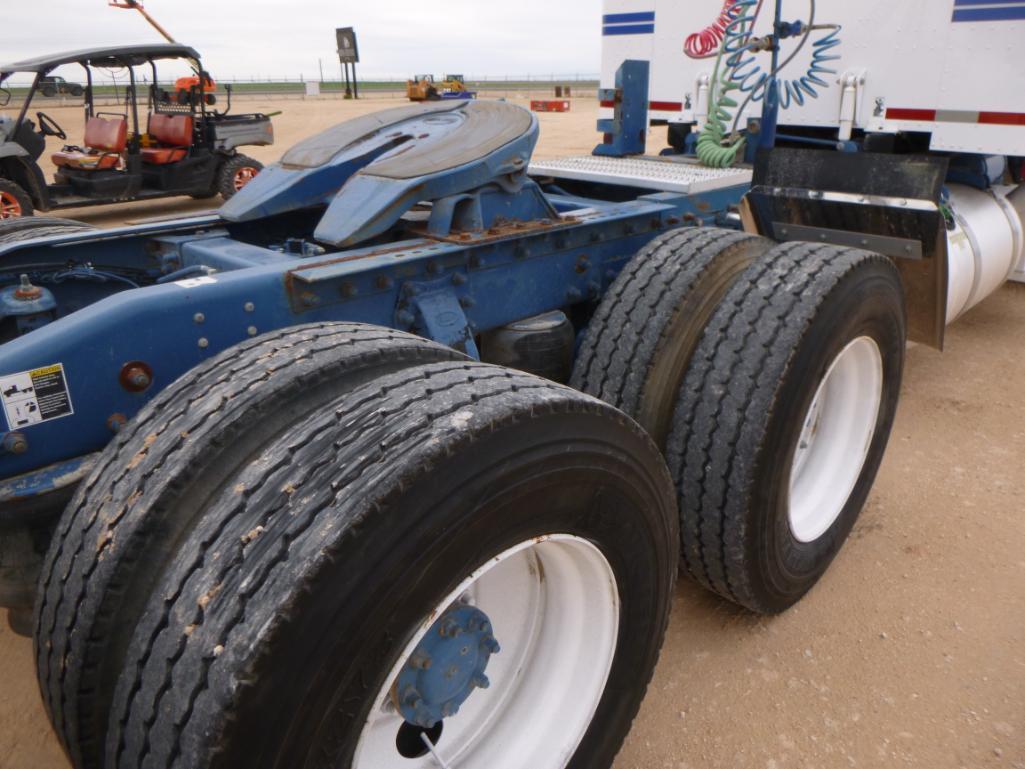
left=51, top=116, right=127, bottom=171
left=141, top=113, right=194, bottom=164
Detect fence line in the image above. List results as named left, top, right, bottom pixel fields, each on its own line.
left=4, top=73, right=600, bottom=91
left=2, top=76, right=601, bottom=109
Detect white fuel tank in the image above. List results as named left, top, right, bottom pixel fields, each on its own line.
left=945, top=184, right=1024, bottom=324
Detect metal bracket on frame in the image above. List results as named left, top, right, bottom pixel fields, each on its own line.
left=397, top=280, right=480, bottom=359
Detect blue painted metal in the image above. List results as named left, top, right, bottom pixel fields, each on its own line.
left=395, top=604, right=500, bottom=728
left=946, top=154, right=1005, bottom=190
left=774, top=133, right=859, bottom=153
left=0, top=279, right=56, bottom=318
left=594, top=60, right=650, bottom=158
left=952, top=0, right=1025, bottom=22
left=602, top=10, right=656, bottom=35
left=0, top=277, right=57, bottom=335
left=220, top=102, right=466, bottom=224
left=758, top=0, right=785, bottom=152
left=602, top=11, right=655, bottom=24
left=0, top=453, right=98, bottom=503
left=602, top=24, right=655, bottom=36
left=225, top=100, right=551, bottom=249
left=398, top=278, right=480, bottom=359
left=0, top=99, right=751, bottom=502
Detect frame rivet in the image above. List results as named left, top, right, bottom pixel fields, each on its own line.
left=3, top=432, right=28, bottom=455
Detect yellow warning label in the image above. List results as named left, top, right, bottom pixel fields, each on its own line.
left=0, top=362, right=74, bottom=428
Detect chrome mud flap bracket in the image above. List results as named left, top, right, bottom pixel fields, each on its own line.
left=742, top=148, right=950, bottom=349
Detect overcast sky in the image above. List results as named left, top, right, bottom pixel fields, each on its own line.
left=2, top=1, right=602, bottom=81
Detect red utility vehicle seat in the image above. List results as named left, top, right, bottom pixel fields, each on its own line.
left=141, top=113, right=194, bottom=165
left=51, top=116, right=128, bottom=171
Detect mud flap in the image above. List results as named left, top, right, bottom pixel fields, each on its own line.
left=742, top=148, right=949, bottom=349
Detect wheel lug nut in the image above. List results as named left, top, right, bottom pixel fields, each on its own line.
left=402, top=686, right=422, bottom=707
left=439, top=619, right=463, bottom=638
left=472, top=673, right=490, bottom=690
left=413, top=704, right=435, bottom=728
left=409, top=650, right=432, bottom=670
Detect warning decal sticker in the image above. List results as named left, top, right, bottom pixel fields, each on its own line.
left=0, top=363, right=74, bottom=429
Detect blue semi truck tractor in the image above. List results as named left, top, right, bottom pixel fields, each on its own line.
left=1, top=1, right=1023, bottom=765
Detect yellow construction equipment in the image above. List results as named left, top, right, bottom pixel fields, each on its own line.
left=406, top=73, right=476, bottom=102
left=406, top=74, right=439, bottom=102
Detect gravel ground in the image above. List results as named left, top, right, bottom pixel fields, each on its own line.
left=0, top=96, right=1022, bottom=769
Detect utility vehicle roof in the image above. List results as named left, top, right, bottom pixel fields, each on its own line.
left=0, top=44, right=201, bottom=75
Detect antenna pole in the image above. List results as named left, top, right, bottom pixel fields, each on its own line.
left=108, top=1, right=179, bottom=44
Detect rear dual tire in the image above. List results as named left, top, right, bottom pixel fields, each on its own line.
left=571, top=226, right=771, bottom=446
left=35, top=325, right=463, bottom=769
left=576, top=231, right=906, bottom=613
left=35, top=324, right=678, bottom=769
left=669, top=243, right=905, bottom=612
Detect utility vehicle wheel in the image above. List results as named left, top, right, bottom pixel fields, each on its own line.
left=0, top=216, right=93, bottom=244
left=0, top=180, right=32, bottom=219
left=34, top=324, right=465, bottom=769
left=70, top=84, right=84, bottom=97
left=41, top=85, right=57, bottom=98
left=103, top=361, right=677, bottom=769
left=218, top=154, right=263, bottom=200
left=572, top=226, right=771, bottom=447
left=668, top=243, right=906, bottom=613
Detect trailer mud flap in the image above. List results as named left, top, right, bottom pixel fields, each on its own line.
left=742, top=148, right=949, bottom=349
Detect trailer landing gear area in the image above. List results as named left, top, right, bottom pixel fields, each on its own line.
left=1, top=1, right=1024, bottom=767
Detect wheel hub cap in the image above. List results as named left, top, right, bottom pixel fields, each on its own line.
left=394, top=604, right=501, bottom=728
left=353, top=536, right=620, bottom=769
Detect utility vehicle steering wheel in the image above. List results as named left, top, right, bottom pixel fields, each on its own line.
left=36, top=112, right=67, bottom=140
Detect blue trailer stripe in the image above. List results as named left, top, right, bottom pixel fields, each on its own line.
left=603, top=23, right=656, bottom=35
left=953, top=4, right=1025, bottom=20
left=602, top=11, right=655, bottom=23
left=954, top=0, right=1025, bottom=6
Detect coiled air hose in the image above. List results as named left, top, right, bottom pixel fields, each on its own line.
left=685, top=0, right=762, bottom=59
left=696, top=0, right=841, bottom=168
left=696, top=0, right=761, bottom=167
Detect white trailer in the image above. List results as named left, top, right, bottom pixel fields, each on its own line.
left=601, top=0, right=1025, bottom=156
left=596, top=0, right=1025, bottom=305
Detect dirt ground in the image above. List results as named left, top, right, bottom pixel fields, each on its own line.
left=1, top=96, right=1023, bottom=769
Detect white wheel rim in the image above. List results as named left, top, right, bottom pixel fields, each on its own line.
left=788, top=336, right=884, bottom=544
left=352, top=535, right=620, bottom=769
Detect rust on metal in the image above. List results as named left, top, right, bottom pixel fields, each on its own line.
left=119, top=361, right=154, bottom=393
left=13, top=276, right=42, bottom=301
left=408, top=216, right=580, bottom=245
